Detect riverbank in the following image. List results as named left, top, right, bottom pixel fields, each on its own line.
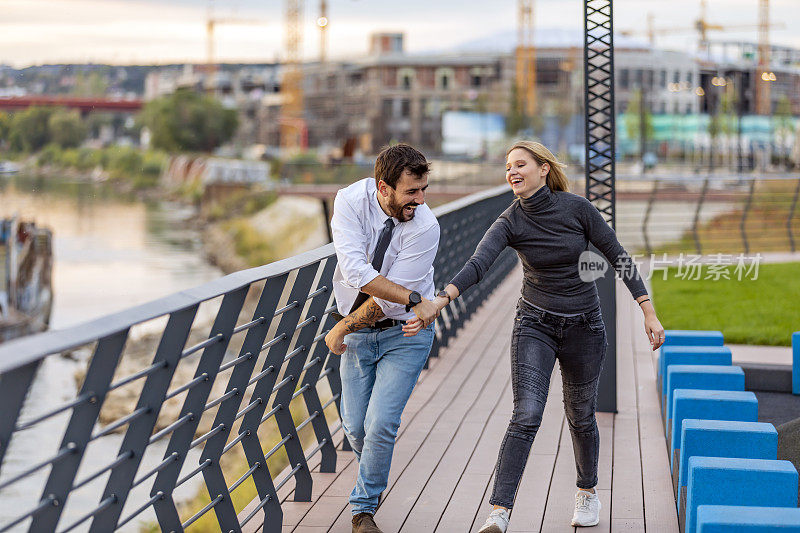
left=202, top=195, right=330, bottom=274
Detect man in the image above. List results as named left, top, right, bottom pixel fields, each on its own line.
left=325, top=143, right=440, bottom=533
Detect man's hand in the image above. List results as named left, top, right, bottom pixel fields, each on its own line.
left=325, top=324, right=347, bottom=355
left=412, top=297, right=439, bottom=328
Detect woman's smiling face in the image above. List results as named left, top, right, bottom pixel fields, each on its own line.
left=506, top=147, right=549, bottom=198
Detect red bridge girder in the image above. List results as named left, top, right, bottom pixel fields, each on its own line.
left=0, top=96, right=143, bottom=113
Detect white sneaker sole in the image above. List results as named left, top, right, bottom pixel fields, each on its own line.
left=571, top=500, right=601, bottom=527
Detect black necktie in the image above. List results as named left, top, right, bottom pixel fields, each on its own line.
left=350, top=217, right=395, bottom=313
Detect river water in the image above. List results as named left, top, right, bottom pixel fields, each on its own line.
left=0, top=174, right=224, bottom=531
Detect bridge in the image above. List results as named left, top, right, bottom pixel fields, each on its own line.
left=0, top=182, right=681, bottom=533
left=0, top=96, right=142, bottom=114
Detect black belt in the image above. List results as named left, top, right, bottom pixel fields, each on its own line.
left=330, top=312, right=401, bottom=331
left=372, top=318, right=401, bottom=330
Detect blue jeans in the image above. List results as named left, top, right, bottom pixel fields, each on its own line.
left=339, top=323, right=435, bottom=515
left=489, top=299, right=607, bottom=509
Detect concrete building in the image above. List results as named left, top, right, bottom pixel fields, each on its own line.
left=303, top=33, right=513, bottom=154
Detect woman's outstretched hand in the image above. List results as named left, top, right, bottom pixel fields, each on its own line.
left=638, top=298, right=665, bottom=350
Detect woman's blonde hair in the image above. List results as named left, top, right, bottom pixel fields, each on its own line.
left=506, top=140, right=569, bottom=192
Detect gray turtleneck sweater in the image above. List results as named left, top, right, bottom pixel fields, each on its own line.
left=450, top=185, right=648, bottom=314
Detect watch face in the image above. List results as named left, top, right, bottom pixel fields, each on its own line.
left=409, top=291, right=422, bottom=305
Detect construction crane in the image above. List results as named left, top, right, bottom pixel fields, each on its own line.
left=318, top=0, right=328, bottom=63
left=280, top=0, right=307, bottom=150
left=205, top=1, right=268, bottom=87
left=516, top=0, right=536, bottom=118
left=755, top=0, right=771, bottom=114
left=621, top=0, right=781, bottom=51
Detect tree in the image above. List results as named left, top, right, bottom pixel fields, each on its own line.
left=623, top=89, right=654, bottom=156
left=138, top=89, right=238, bottom=152
left=48, top=108, right=87, bottom=148
left=72, top=71, right=108, bottom=97
left=0, top=111, right=10, bottom=148
left=774, top=95, right=795, bottom=168
left=505, top=83, right=526, bottom=136
left=9, top=106, right=54, bottom=152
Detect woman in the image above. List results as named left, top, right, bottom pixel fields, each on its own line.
left=405, top=141, right=664, bottom=531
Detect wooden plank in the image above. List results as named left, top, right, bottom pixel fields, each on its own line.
left=376, top=334, right=513, bottom=529
left=504, top=376, right=565, bottom=532
left=439, top=386, right=514, bottom=532
left=323, top=271, right=522, bottom=532
left=619, top=279, right=680, bottom=533
left=596, top=412, right=614, bottom=493
left=539, top=421, right=579, bottom=533
left=611, top=518, right=646, bottom=530
left=611, top=294, right=646, bottom=524
left=398, top=353, right=512, bottom=531
left=595, top=488, right=611, bottom=533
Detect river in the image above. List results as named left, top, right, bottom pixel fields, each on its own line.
left=0, top=174, right=224, bottom=532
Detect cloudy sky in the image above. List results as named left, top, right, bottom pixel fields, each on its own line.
left=2, top=0, right=799, bottom=67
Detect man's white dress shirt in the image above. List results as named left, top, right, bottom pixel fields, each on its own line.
left=331, top=177, right=439, bottom=321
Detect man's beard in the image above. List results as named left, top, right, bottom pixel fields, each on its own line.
left=388, top=196, right=419, bottom=222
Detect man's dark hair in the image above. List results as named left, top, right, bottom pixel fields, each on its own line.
left=374, top=143, right=430, bottom=189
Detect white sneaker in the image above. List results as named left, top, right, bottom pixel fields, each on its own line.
left=571, top=490, right=601, bottom=527
left=477, top=508, right=510, bottom=533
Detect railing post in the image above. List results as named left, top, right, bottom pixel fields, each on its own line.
left=643, top=178, right=658, bottom=256
left=296, top=258, right=339, bottom=474
left=788, top=177, right=800, bottom=253
left=584, top=0, right=617, bottom=413
left=740, top=178, right=757, bottom=254
left=0, top=360, right=39, bottom=477
left=198, top=273, right=289, bottom=531
left=149, top=287, right=248, bottom=532
left=692, top=178, right=709, bottom=256
left=32, top=330, right=129, bottom=532
left=267, top=264, right=321, bottom=503
left=89, top=306, right=198, bottom=532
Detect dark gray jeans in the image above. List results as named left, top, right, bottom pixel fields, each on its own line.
left=489, top=299, right=607, bottom=509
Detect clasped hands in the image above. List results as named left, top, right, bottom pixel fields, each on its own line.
left=324, top=295, right=451, bottom=355
left=401, top=294, right=450, bottom=337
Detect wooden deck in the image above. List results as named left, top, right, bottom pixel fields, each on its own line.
left=244, top=267, right=680, bottom=532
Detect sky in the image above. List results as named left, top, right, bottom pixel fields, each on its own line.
left=1, top=0, right=799, bottom=67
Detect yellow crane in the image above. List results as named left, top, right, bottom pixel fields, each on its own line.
left=205, top=1, right=268, bottom=83
left=516, top=0, right=536, bottom=118
left=318, top=0, right=329, bottom=63
left=281, top=0, right=306, bottom=150
left=756, top=0, right=771, bottom=115
left=621, top=0, right=781, bottom=52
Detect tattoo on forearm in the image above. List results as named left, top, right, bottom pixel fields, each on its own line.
left=341, top=297, right=385, bottom=333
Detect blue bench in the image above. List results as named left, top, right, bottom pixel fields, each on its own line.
left=658, top=346, right=732, bottom=401
left=685, top=457, right=798, bottom=533
left=663, top=330, right=725, bottom=350
left=661, top=330, right=725, bottom=374
left=677, top=420, right=778, bottom=522
left=665, top=366, right=745, bottom=439
left=669, top=390, right=758, bottom=472
left=697, top=505, right=800, bottom=532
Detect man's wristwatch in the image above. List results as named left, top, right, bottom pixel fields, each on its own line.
left=405, top=290, right=422, bottom=312
left=437, top=289, right=451, bottom=304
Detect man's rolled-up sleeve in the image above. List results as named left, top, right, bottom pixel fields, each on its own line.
left=374, top=223, right=440, bottom=316
left=331, top=192, right=380, bottom=290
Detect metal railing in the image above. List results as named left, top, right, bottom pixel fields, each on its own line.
left=610, top=173, right=800, bottom=257
left=0, top=184, right=516, bottom=533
